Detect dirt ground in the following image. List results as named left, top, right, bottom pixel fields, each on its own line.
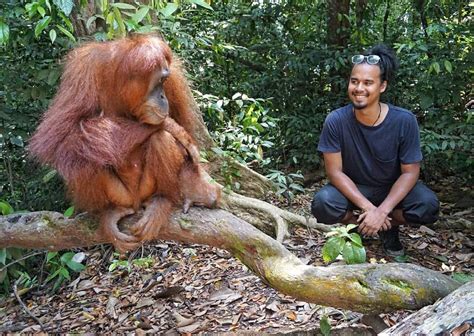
left=0, top=177, right=472, bottom=334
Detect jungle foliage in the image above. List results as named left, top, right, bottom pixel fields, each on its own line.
left=0, top=0, right=472, bottom=212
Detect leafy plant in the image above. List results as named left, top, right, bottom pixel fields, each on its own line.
left=452, top=272, right=473, bottom=284
left=266, top=170, right=304, bottom=202
left=322, top=224, right=366, bottom=264
left=45, top=251, right=86, bottom=292
left=198, top=91, right=277, bottom=167
left=320, top=314, right=331, bottom=336
left=109, top=254, right=155, bottom=272
left=0, top=247, right=34, bottom=294
left=0, top=200, right=14, bottom=215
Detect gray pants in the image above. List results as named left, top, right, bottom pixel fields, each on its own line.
left=311, top=181, right=439, bottom=225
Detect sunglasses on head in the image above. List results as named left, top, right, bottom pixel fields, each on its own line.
left=351, top=54, right=381, bottom=65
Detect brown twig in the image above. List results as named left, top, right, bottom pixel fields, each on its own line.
left=13, top=278, right=45, bottom=332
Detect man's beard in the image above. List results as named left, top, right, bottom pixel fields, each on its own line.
left=352, top=101, right=368, bottom=110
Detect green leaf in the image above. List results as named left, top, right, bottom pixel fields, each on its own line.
left=56, top=24, right=76, bottom=42
left=47, top=251, right=58, bottom=262
left=0, top=248, right=6, bottom=265
left=441, top=140, right=448, bottom=150
left=47, top=69, right=60, bottom=86
left=34, top=16, right=52, bottom=38
left=86, top=15, right=97, bottom=30
left=60, top=251, right=74, bottom=264
left=58, top=11, right=74, bottom=31
left=451, top=273, right=473, bottom=284
left=341, top=242, right=366, bottom=264
left=345, top=223, right=358, bottom=232
left=53, top=0, right=74, bottom=16
left=49, top=28, right=57, bottom=43
left=132, top=6, right=149, bottom=23
left=159, top=3, right=178, bottom=17
left=113, top=7, right=126, bottom=35
left=322, top=237, right=345, bottom=263
left=42, top=169, right=57, bottom=183
left=420, top=95, right=433, bottom=109
left=189, top=0, right=213, bottom=10
left=59, top=267, right=70, bottom=280
left=66, top=260, right=85, bottom=272
left=37, top=6, right=46, bottom=17
left=320, top=315, right=331, bottom=336
left=109, top=262, right=117, bottom=272
left=444, top=60, right=452, bottom=73
left=111, top=3, right=136, bottom=10
left=0, top=21, right=9, bottom=45
left=0, top=201, right=14, bottom=215
left=45, top=268, right=61, bottom=283
left=63, top=206, right=74, bottom=218
left=348, top=233, right=363, bottom=248
left=394, top=254, right=409, bottom=263
left=432, top=62, right=441, bottom=74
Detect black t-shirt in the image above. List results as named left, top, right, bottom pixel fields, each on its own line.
left=317, top=104, right=422, bottom=187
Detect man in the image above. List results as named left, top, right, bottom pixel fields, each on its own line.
left=311, top=44, right=439, bottom=256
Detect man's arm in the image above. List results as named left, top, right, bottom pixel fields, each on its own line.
left=324, top=152, right=374, bottom=211
left=378, top=162, right=420, bottom=218
left=324, top=152, right=392, bottom=235
left=358, top=162, right=420, bottom=235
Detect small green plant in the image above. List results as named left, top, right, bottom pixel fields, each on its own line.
left=322, top=224, right=366, bottom=264
left=266, top=170, right=304, bottom=202
left=452, top=272, right=473, bottom=284
left=63, top=206, right=74, bottom=218
left=0, top=247, right=35, bottom=294
left=109, top=254, right=155, bottom=272
left=0, top=200, right=14, bottom=215
left=320, top=314, right=331, bottom=336
left=45, top=251, right=86, bottom=292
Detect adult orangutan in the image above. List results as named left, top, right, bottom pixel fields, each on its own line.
left=29, top=34, right=220, bottom=252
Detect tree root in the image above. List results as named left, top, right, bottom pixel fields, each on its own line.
left=221, top=191, right=333, bottom=241
left=0, top=207, right=460, bottom=314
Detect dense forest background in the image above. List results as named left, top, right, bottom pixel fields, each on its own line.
left=0, top=0, right=472, bottom=212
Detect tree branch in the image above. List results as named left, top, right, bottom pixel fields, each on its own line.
left=0, top=206, right=460, bottom=314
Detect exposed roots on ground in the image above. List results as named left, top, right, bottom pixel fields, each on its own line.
left=221, top=191, right=334, bottom=241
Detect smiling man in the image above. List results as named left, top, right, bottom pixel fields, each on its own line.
left=311, top=44, right=439, bottom=256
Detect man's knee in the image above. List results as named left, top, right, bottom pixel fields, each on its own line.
left=403, top=183, right=439, bottom=225
left=311, top=186, right=348, bottom=224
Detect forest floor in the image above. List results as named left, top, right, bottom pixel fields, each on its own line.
left=0, top=176, right=472, bottom=334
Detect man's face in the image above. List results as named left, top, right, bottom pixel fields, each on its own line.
left=348, top=63, right=387, bottom=110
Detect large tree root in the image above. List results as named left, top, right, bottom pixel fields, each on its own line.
left=221, top=191, right=333, bottom=241
left=0, top=207, right=460, bottom=314
left=380, top=280, right=473, bottom=335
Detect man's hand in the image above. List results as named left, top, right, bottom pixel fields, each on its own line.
left=357, top=207, right=392, bottom=236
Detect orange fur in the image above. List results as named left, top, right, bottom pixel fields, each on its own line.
left=29, top=35, right=219, bottom=252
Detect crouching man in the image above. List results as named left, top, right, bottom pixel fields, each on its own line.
left=311, top=44, right=439, bottom=256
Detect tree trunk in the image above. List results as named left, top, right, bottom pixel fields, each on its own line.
left=326, top=0, right=350, bottom=47
left=355, top=0, right=368, bottom=27
left=0, top=198, right=460, bottom=314
left=71, top=0, right=97, bottom=37
left=380, top=280, right=474, bottom=335
left=382, top=0, right=391, bottom=42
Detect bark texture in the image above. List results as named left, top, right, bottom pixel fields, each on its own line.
left=0, top=206, right=460, bottom=314
left=380, top=280, right=474, bottom=335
